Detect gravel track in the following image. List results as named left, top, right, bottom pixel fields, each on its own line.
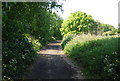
left=23, top=40, right=84, bottom=79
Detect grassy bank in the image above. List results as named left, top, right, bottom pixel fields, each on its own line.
left=61, top=34, right=120, bottom=80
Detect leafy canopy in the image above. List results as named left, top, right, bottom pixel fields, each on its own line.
left=60, top=11, right=97, bottom=36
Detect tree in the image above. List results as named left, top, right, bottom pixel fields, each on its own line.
left=60, top=11, right=97, bottom=36
left=98, top=23, right=116, bottom=35
left=2, top=2, right=63, bottom=80
left=51, top=13, right=63, bottom=39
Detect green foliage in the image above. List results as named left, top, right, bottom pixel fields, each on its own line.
left=2, top=35, right=36, bottom=79
left=99, top=23, right=115, bottom=32
left=60, top=11, right=97, bottom=36
left=118, top=24, right=120, bottom=33
left=50, top=13, right=63, bottom=39
left=25, top=34, right=42, bottom=52
left=61, top=33, right=76, bottom=49
left=118, top=28, right=120, bottom=33
left=63, top=35, right=120, bottom=80
left=64, top=34, right=99, bottom=55
left=97, top=23, right=116, bottom=35
left=2, top=2, right=63, bottom=80
left=60, top=11, right=116, bottom=36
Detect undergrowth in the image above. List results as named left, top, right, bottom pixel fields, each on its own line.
left=62, top=34, right=120, bottom=80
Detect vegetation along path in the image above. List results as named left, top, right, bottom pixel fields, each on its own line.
left=24, top=40, right=84, bottom=79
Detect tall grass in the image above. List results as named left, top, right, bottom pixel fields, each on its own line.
left=62, top=34, right=120, bottom=80
left=61, top=33, right=76, bottom=49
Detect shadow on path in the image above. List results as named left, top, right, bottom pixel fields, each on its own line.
left=24, top=40, right=84, bottom=79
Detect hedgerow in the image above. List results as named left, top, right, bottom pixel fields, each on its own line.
left=63, top=35, right=120, bottom=80
left=2, top=2, right=63, bottom=80
left=2, top=35, right=36, bottom=80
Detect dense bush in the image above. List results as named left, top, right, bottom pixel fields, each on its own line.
left=64, top=34, right=100, bottom=56
left=25, top=34, right=42, bottom=52
left=51, top=13, right=63, bottom=39
left=97, top=23, right=117, bottom=35
left=2, top=35, right=36, bottom=79
left=2, top=2, right=63, bottom=80
left=63, top=35, right=120, bottom=80
left=99, top=23, right=116, bottom=32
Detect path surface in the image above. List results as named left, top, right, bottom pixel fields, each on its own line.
left=24, top=40, right=84, bottom=79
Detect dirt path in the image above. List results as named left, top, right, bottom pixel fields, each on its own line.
left=24, top=40, right=84, bottom=79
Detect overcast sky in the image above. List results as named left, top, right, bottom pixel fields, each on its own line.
left=58, top=0, right=120, bottom=29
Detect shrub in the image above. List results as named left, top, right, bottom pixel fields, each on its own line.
left=102, top=31, right=117, bottom=36
left=63, top=35, right=120, bottom=80
left=2, top=35, right=36, bottom=80
left=64, top=34, right=100, bottom=55
left=25, top=34, right=42, bottom=52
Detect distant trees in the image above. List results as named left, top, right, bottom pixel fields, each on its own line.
left=60, top=11, right=117, bottom=36
left=97, top=23, right=117, bottom=35
left=51, top=13, right=63, bottom=39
